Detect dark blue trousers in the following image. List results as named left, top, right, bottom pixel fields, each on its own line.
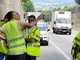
left=26, top=53, right=36, bottom=60
left=6, top=53, right=26, bottom=60
left=0, top=52, right=5, bottom=60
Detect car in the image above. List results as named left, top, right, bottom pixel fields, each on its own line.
left=37, top=22, right=50, bottom=46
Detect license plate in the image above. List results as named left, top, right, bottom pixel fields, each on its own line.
left=62, top=30, right=66, bottom=32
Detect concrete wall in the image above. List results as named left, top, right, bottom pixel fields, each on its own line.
left=72, top=6, right=80, bottom=30
left=0, top=0, right=24, bottom=20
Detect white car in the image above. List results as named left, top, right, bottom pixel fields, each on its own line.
left=37, top=22, right=50, bottom=46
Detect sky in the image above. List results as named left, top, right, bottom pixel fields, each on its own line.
left=31, top=0, right=76, bottom=10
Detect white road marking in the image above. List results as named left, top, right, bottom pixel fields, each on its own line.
left=49, top=40, right=71, bottom=60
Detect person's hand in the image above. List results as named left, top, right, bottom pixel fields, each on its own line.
left=37, top=14, right=43, bottom=20
left=0, top=34, right=5, bottom=40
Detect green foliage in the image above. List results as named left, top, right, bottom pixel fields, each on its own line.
left=75, top=0, right=80, bottom=5
left=22, top=0, right=35, bottom=12
left=63, top=6, right=69, bottom=11
left=40, top=10, right=52, bottom=22
left=59, top=6, right=75, bottom=13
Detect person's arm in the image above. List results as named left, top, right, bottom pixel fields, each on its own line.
left=24, top=14, right=43, bottom=28
left=0, top=30, right=6, bottom=40
left=0, top=24, right=6, bottom=40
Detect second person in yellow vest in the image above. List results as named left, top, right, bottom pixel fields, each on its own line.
left=25, top=15, right=40, bottom=60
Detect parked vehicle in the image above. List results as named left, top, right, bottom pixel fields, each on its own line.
left=37, top=22, right=50, bottom=46
left=52, top=11, right=72, bottom=35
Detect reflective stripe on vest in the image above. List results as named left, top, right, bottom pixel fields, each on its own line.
left=74, top=37, right=80, bottom=42
left=9, top=42, right=25, bottom=49
left=7, top=32, right=29, bottom=43
left=27, top=44, right=40, bottom=48
left=71, top=44, right=76, bottom=55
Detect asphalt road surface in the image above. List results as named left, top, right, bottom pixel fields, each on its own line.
left=37, top=29, right=78, bottom=60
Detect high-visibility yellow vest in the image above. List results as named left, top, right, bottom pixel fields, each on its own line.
left=0, top=20, right=8, bottom=54
left=73, top=32, right=80, bottom=45
left=0, top=20, right=5, bottom=27
left=0, top=40, right=8, bottom=54
left=26, top=26, right=40, bottom=56
left=71, top=32, right=80, bottom=59
left=71, top=43, right=76, bottom=56
left=3, top=20, right=26, bottom=55
left=77, top=53, right=80, bottom=60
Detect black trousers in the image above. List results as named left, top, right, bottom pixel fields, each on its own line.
left=6, top=53, right=26, bottom=60
left=26, top=53, right=36, bottom=60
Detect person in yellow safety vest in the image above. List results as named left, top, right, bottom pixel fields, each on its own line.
left=0, top=11, right=43, bottom=60
left=0, top=15, right=9, bottom=60
left=25, top=15, right=40, bottom=60
left=71, top=32, right=80, bottom=60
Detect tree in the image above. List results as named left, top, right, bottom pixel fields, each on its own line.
left=22, top=0, right=35, bottom=12
left=58, top=6, right=75, bottom=13
left=26, top=1, right=35, bottom=12
left=75, top=0, right=80, bottom=5
left=40, top=10, right=52, bottom=22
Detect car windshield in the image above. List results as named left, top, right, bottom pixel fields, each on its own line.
left=56, top=18, right=71, bottom=24
left=37, top=24, right=46, bottom=31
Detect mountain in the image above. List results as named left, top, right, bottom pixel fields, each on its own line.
left=31, top=0, right=76, bottom=11
left=31, top=0, right=75, bottom=4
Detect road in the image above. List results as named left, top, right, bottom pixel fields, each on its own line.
left=37, top=29, right=79, bottom=60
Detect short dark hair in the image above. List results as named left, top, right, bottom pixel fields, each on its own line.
left=28, top=15, right=36, bottom=19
